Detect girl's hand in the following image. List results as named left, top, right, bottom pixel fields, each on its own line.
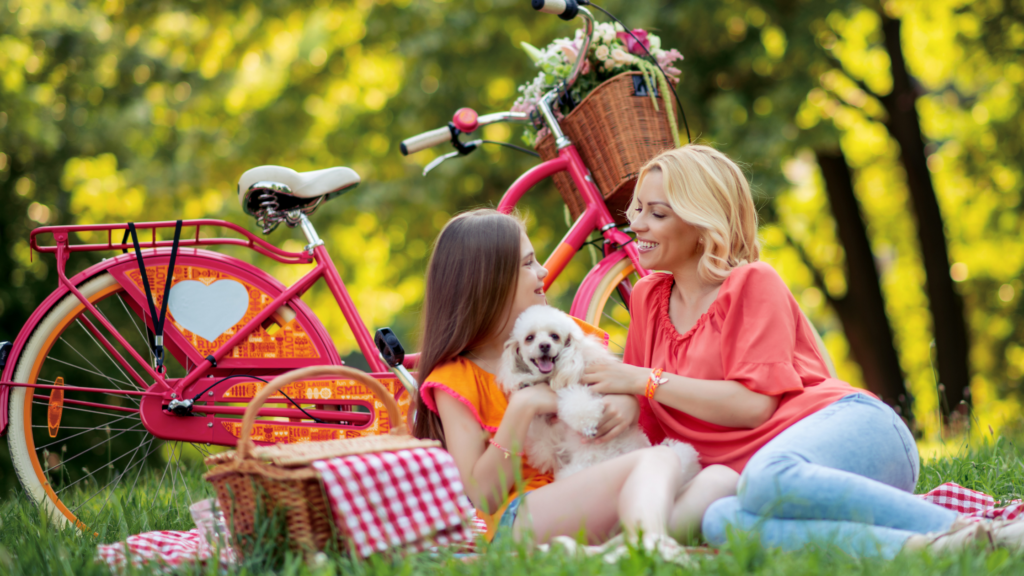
left=589, top=394, right=639, bottom=444
left=511, top=383, right=559, bottom=416
left=582, top=362, right=649, bottom=396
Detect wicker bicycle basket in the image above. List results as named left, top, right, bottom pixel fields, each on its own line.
left=203, top=365, right=439, bottom=559
left=535, top=71, right=679, bottom=224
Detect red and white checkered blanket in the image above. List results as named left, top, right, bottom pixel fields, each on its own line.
left=918, top=482, right=1024, bottom=520
left=312, top=447, right=477, bottom=557
left=98, top=480, right=1022, bottom=570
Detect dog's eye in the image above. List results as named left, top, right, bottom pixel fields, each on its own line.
left=550, top=333, right=560, bottom=341
left=525, top=334, right=534, bottom=342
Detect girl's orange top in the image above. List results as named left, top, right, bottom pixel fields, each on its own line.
left=420, top=318, right=606, bottom=540
left=626, top=262, right=868, bottom=473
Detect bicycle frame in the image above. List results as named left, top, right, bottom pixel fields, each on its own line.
left=0, top=219, right=396, bottom=442
left=496, top=142, right=648, bottom=302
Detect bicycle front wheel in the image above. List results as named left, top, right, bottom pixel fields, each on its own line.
left=7, top=272, right=206, bottom=532
left=579, top=257, right=639, bottom=357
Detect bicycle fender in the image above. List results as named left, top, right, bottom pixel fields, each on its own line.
left=1, top=256, right=126, bottom=436
left=569, top=249, right=631, bottom=319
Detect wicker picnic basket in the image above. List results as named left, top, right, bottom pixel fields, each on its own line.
left=203, top=365, right=439, bottom=558
left=535, top=71, right=679, bottom=224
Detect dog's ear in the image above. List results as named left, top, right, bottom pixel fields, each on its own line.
left=512, top=344, right=532, bottom=374
left=550, top=341, right=586, bottom=391
left=498, top=339, right=531, bottom=395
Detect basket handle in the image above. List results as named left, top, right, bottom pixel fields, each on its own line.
left=236, top=365, right=409, bottom=460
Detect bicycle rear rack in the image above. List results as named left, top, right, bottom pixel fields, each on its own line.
left=29, top=219, right=312, bottom=265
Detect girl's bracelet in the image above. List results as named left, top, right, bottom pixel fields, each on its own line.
left=645, top=368, right=668, bottom=400
left=488, top=438, right=522, bottom=460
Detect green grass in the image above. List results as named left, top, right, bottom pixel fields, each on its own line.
left=2, top=438, right=1024, bottom=575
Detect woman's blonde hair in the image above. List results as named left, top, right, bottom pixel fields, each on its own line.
left=632, top=144, right=760, bottom=283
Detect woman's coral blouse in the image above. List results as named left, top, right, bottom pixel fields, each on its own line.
left=627, top=262, right=867, bottom=473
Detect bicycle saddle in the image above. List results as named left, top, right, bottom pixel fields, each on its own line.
left=238, top=165, right=360, bottom=218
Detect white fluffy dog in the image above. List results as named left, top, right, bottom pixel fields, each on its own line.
left=497, top=305, right=701, bottom=481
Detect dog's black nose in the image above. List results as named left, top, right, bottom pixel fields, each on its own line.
left=539, top=343, right=550, bottom=354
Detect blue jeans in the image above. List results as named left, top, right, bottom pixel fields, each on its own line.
left=492, top=494, right=525, bottom=543
left=702, top=393, right=958, bottom=558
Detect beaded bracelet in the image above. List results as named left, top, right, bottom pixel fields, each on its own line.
left=488, top=438, right=521, bottom=459
left=645, top=368, right=668, bottom=400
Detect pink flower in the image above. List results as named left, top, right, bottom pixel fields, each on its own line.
left=560, top=42, right=591, bottom=75
left=616, top=29, right=651, bottom=55
left=656, top=48, right=684, bottom=68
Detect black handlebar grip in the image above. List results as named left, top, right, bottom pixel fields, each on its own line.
left=374, top=328, right=406, bottom=368
left=532, top=0, right=579, bottom=21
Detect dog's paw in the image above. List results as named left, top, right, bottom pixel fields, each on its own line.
left=557, top=386, right=604, bottom=437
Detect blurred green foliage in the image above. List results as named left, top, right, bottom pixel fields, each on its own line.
left=2, top=0, right=1024, bottom=487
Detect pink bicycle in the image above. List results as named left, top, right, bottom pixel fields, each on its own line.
left=0, top=165, right=422, bottom=531
left=401, top=0, right=652, bottom=347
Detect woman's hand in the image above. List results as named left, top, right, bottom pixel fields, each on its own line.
left=583, top=361, right=650, bottom=396
left=589, top=394, right=640, bottom=444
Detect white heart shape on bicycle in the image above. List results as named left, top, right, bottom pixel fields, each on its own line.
left=168, top=280, right=250, bottom=342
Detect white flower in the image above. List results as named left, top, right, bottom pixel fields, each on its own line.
left=595, top=45, right=610, bottom=60
left=610, top=48, right=634, bottom=67
left=595, top=22, right=617, bottom=44
left=648, top=34, right=662, bottom=51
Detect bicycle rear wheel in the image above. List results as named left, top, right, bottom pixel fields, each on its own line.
left=7, top=272, right=207, bottom=532
left=579, top=257, right=638, bottom=357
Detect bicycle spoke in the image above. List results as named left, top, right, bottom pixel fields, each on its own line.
left=33, top=412, right=137, bottom=452
left=44, top=422, right=145, bottom=474
left=33, top=425, right=140, bottom=432
left=124, top=437, right=160, bottom=507
left=33, top=400, right=138, bottom=419
left=189, top=443, right=211, bottom=458
left=171, top=443, right=195, bottom=505
left=56, top=432, right=155, bottom=495
left=58, top=329, right=142, bottom=408
left=117, top=294, right=155, bottom=367
left=90, top=437, right=152, bottom=518
left=154, top=442, right=178, bottom=497
left=43, top=355, right=135, bottom=390
left=74, top=319, right=143, bottom=392
left=80, top=437, right=161, bottom=516
left=601, top=309, right=629, bottom=332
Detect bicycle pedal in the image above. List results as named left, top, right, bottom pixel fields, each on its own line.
left=0, top=341, right=11, bottom=370
left=374, top=328, right=405, bottom=368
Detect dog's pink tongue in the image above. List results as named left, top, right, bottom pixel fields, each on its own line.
left=536, top=358, right=555, bottom=374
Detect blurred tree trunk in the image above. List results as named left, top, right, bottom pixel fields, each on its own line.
left=816, top=149, right=912, bottom=422
left=878, top=14, right=971, bottom=420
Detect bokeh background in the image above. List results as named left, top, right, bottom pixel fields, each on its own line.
left=2, top=0, right=1022, bottom=490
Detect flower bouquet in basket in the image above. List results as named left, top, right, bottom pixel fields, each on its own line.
left=512, top=23, right=685, bottom=222
left=513, top=23, right=684, bottom=147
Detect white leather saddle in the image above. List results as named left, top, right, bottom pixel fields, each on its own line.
left=238, top=165, right=360, bottom=218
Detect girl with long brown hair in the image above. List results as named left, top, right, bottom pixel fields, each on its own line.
left=412, top=208, right=737, bottom=551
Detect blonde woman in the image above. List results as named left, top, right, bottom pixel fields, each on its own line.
left=583, top=145, right=1023, bottom=556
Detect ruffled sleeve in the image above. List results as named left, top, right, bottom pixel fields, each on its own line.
left=419, top=358, right=505, bottom=432
left=717, top=263, right=805, bottom=396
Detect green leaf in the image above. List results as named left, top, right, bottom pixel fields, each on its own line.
left=520, top=41, right=545, bottom=64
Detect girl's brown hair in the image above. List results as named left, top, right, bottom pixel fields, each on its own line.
left=412, top=209, right=525, bottom=447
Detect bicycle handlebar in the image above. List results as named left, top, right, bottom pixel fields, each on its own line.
left=532, top=0, right=580, bottom=20
left=399, top=126, right=452, bottom=156
left=400, top=111, right=529, bottom=156
left=401, top=2, right=590, bottom=158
